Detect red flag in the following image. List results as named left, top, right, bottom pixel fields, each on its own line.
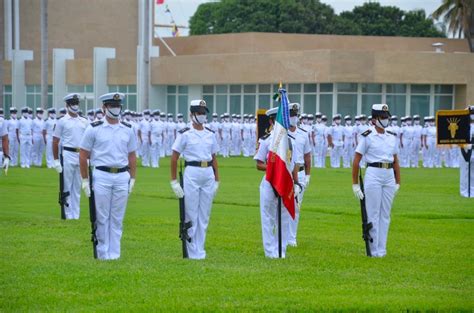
left=156, top=0, right=164, bottom=4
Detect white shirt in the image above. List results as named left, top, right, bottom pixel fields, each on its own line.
left=44, top=118, right=56, bottom=137
left=288, top=127, right=311, bottom=164
left=18, top=117, right=33, bottom=137
left=172, top=126, right=219, bottom=162
left=0, top=117, right=7, bottom=137
left=80, top=120, right=137, bottom=168
left=328, top=124, right=345, bottom=146
left=7, top=118, right=18, bottom=136
left=139, top=119, right=151, bottom=141
left=53, top=114, right=89, bottom=148
left=254, top=133, right=271, bottom=162
left=221, top=122, right=232, bottom=137
left=150, top=119, right=164, bottom=143
left=32, top=118, right=45, bottom=137
left=355, top=130, right=399, bottom=163
left=343, top=125, right=355, bottom=143
left=412, top=124, right=423, bottom=142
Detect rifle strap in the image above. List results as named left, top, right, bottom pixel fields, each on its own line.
left=461, top=148, right=472, bottom=163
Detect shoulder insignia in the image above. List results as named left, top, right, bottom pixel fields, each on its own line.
left=288, top=134, right=295, bottom=140
left=261, top=133, right=271, bottom=140
left=362, top=130, right=372, bottom=137
left=386, top=130, right=396, bottom=136
left=57, top=116, right=64, bottom=120
left=91, top=121, right=104, bottom=127
left=298, top=127, right=307, bottom=133
left=178, top=127, right=190, bottom=134
left=121, top=121, right=132, bottom=128
left=205, top=127, right=215, bottom=133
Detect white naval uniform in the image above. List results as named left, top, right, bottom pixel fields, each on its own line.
left=287, top=127, right=311, bottom=246
left=328, top=124, right=344, bottom=168
left=149, top=119, right=164, bottom=168
left=44, top=118, right=56, bottom=168
left=254, top=132, right=292, bottom=258
left=399, top=125, right=414, bottom=168
left=355, top=130, right=399, bottom=257
left=172, top=126, right=219, bottom=259
left=313, top=123, right=326, bottom=167
left=230, top=121, right=242, bottom=156
left=7, top=118, right=19, bottom=166
left=342, top=124, right=355, bottom=168
left=81, top=119, right=137, bottom=260
left=411, top=124, right=422, bottom=167
left=18, top=116, right=33, bottom=168
left=220, top=121, right=232, bottom=157
left=250, top=122, right=257, bottom=155
left=53, top=114, right=89, bottom=219
left=32, top=118, right=45, bottom=166
left=139, top=119, right=151, bottom=167
left=242, top=122, right=252, bottom=157
left=424, top=125, right=437, bottom=168
left=460, top=124, right=474, bottom=197
left=166, top=121, right=176, bottom=156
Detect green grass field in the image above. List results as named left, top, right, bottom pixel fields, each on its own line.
left=1, top=157, right=473, bottom=312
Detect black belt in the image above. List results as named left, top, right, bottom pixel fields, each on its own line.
left=299, top=166, right=305, bottom=172
left=367, top=162, right=393, bottom=169
left=185, top=161, right=212, bottom=168
left=96, top=166, right=130, bottom=173
left=63, top=146, right=80, bottom=153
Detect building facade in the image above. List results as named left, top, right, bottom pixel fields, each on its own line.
left=2, top=0, right=474, bottom=120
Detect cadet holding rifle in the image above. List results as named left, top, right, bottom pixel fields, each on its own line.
left=352, top=104, right=401, bottom=258
left=170, top=100, right=219, bottom=260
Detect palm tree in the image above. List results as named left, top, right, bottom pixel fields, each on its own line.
left=431, top=0, right=473, bottom=52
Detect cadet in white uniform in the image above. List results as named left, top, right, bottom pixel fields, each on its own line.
left=399, top=116, right=414, bottom=168
left=138, top=110, right=151, bottom=167
left=460, top=106, right=474, bottom=197
left=328, top=114, right=345, bottom=168
left=52, top=94, right=90, bottom=219
left=170, top=100, right=219, bottom=260
left=149, top=110, right=164, bottom=168
left=287, top=103, right=312, bottom=247
left=220, top=113, right=232, bottom=157
left=342, top=115, right=355, bottom=168
left=352, top=104, right=401, bottom=257
left=166, top=113, right=176, bottom=156
left=80, top=92, right=137, bottom=260
left=31, top=108, right=45, bottom=167
left=17, top=107, right=33, bottom=168
left=44, top=109, right=57, bottom=168
left=7, top=107, right=19, bottom=167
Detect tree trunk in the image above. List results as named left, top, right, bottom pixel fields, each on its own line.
left=40, top=0, right=48, bottom=109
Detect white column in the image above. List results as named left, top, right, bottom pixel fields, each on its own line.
left=11, top=49, right=34, bottom=107
left=93, top=47, right=116, bottom=107
left=52, top=48, right=74, bottom=109
left=4, top=0, right=13, bottom=60
left=188, top=85, right=202, bottom=103
left=149, top=85, right=166, bottom=111
left=13, top=0, right=19, bottom=50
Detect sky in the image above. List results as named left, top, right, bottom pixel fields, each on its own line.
left=154, top=0, right=443, bottom=38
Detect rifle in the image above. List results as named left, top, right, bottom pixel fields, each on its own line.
left=359, top=169, right=373, bottom=257
left=58, top=153, right=70, bottom=220
left=461, top=142, right=473, bottom=197
left=179, top=161, right=192, bottom=258
left=88, top=166, right=98, bottom=258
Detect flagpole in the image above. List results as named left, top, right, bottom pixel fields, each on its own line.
left=278, top=196, right=282, bottom=258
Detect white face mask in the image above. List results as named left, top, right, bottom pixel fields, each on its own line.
left=414, top=120, right=420, bottom=125
left=334, top=119, right=341, bottom=125
left=105, top=107, right=121, bottom=119
left=96, top=113, right=104, bottom=120
left=375, top=118, right=389, bottom=129
left=192, top=114, right=207, bottom=125
left=68, top=104, right=79, bottom=113
left=345, top=120, right=352, bottom=126
left=11, top=114, right=17, bottom=118
left=37, top=114, right=43, bottom=119
left=429, top=122, right=435, bottom=127
left=178, top=118, right=184, bottom=123
left=28, top=113, right=33, bottom=118
left=50, top=114, right=56, bottom=119
left=23, top=113, right=28, bottom=118
left=144, top=115, right=150, bottom=121
left=406, top=120, right=412, bottom=126
left=289, top=116, right=299, bottom=126
left=316, top=118, right=321, bottom=123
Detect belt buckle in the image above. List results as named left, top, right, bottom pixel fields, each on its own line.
left=110, top=168, right=118, bottom=173
left=75, top=148, right=80, bottom=152
left=382, top=163, right=389, bottom=169
left=200, top=161, right=207, bottom=168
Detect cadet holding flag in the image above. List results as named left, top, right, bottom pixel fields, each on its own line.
left=352, top=104, right=401, bottom=257
left=169, top=99, right=219, bottom=260
left=79, top=92, right=137, bottom=260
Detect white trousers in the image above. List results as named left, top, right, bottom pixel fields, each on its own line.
left=288, top=170, right=306, bottom=246
left=32, top=135, right=45, bottom=166
left=410, top=140, right=421, bottom=167
left=259, top=177, right=290, bottom=258
left=184, top=166, right=215, bottom=259
left=141, top=140, right=151, bottom=167
left=460, top=149, right=474, bottom=197
left=242, top=137, right=252, bottom=157
left=63, top=152, right=82, bottom=219
left=9, top=135, right=19, bottom=166
left=343, top=141, right=355, bottom=168
left=220, top=136, right=230, bottom=157
left=231, top=137, right=241, bottom=156
left=92, top=169, right=130, bottom=260
left=330, top=144, right=343, bottom=168
left=313, top=141, right=325, bottom=168
left=400, top=139, right=411, bottom=168
left=166, top=134, right=174, bottom=156
left=19, top=135, right=32, bottom=167
left=150, top=137, right=162, bottom=168
left=46, top=135, right=54, bottom=168
left=363, top=167, right=397, bottom=257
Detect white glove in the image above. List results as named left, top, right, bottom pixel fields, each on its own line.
left=352, top=184, right=364, bottom=200
left=212, top=181, right=219, bottom=196
left=3, top=156, right=10, bottom=175
left=129, top=178, right=136, bottom=194
left=53, top=159, right=62, bottom=173
left=394, top=184, right=400, bottom=195
left=81, top=178, right=91, bottom=198
left=304, top=175, right=311, bottom=188
left=294, top=183, right=303, bottom=196
left=170, top=180, right=184, bottom=198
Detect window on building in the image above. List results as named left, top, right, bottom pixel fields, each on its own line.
left=336, top=83, right=358, bottom=119
left=109, top=85, right=137, bottom=111
left=166, top=85, right=188, bottom=118
left=67, top=85, right=94, bottom=112
left=410, top=84, right=430, bottom=116
left=3, top=85, right=13, bottom=117
left=386, top=84, right=407, bottom=117
left=26, top=85, right=53, bottom=110
left=434, top=84, right=454, bottom=112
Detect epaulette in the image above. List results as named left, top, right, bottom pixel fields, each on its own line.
left=91, top=121, right=104, bottom=127
left=298, top=127, right=307, bottom=133
left=261, top=133, right=271, bottom=140
left=205, top=127, right=215, bottom=133
left=120, top=121, right=132, bottom=128
left=57, top=116, right=64, bottom=120
left=178, top=127, right=190, bottom=134
left=362, top=130, right=372, bottom=137
left=386, top=130, right=396, bottom=136
left=288, top=134, right=295, bottom=140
